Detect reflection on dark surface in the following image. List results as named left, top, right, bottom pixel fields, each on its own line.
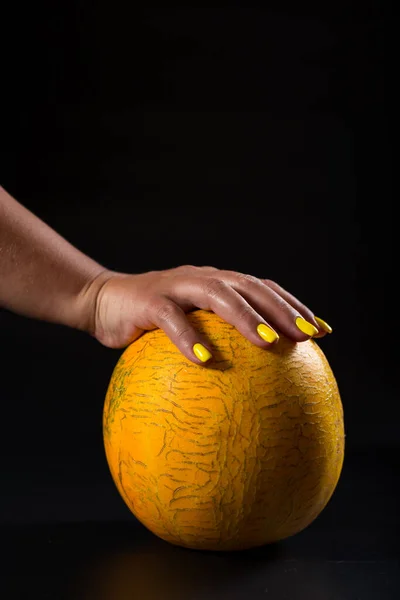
left=77, top=542, right=280, bottom=600
left=77, top=546, right=398, bottom=600
left=76, top=544, right=350, bottom=600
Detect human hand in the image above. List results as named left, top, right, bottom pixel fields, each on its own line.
left=87, top=266, right=332, bottom=364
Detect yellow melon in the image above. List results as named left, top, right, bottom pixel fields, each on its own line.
left=103, top=310, right=344, bottom=551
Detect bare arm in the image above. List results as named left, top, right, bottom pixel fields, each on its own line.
left=0, top=186, right=104, bottom=331
left=0, top=186, right=331, bottom=364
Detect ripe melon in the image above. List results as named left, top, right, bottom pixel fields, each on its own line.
left=103, top=310, right=344, bottom=551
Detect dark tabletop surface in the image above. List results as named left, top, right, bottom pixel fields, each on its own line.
left=2, top=449, right=398, bottom=600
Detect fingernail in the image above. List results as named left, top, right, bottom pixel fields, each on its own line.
left=193, top=343, right=212, bottom=363
left=257, top=323, right=279, bottom=344
left=295, top=317, right=319, bottom=337
left=314, top=316, right=333, bottom=334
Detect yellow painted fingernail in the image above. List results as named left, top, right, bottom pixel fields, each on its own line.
left=295, top=317, right=319, bottom=337
left=193, top=343, right=212, bottom=363
left=257, top=323, right=279, bottom=344
left=315, top=316, right=333, bottom=334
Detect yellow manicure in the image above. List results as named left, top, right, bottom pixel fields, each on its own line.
left=257, top=323, right=279, bottom=344
left=193, top=343, right=212, bottom=363
left=295, top=317, right=319, bottom=337
left=315, top=316, right=333, bottom=334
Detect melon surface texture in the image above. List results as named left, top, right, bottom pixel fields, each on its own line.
left=104, top=310, right=344, bottom=551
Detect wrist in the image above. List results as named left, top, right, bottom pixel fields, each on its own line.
left=73, top=267, right=116, bottom=335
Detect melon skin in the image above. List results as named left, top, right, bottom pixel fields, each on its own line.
left=103, top=310, right=345, bottom=551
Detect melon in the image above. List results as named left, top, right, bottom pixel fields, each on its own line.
left=103, top=310, right=344, bottom=551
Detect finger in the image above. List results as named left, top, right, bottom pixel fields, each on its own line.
left=313, top=316, right=333, bottom=338
left=168, top=277, right=280, bottom=348
left=261, top=279, right=332, bottom=338
left=150, top=298, right=214, bottom=365
left=216, top=272, right=319, bottom=341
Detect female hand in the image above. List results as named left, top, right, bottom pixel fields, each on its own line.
left=89, top=266, right=332, bottom=365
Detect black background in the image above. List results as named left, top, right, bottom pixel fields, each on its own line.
left=1, top=2, right=395, bottom=599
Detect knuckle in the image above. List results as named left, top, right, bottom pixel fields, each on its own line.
left=203, top=277, right=227, bottom=298
left=276, top=296, right=293, bottom=315
left=236, top=272, right=259, bottom=286
left=153, top=300, right=180, bottom=323
left=263, top=278, right=276, bottom=288
left=237, top=303, right=254, bottom=321
left=189, top=265, right=218, bottom=273
left=175, top=325, right=192, bottom=340
left=174, top=264, right=193, bottom=274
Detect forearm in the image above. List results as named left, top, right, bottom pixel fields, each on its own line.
left=0, top=186, right=106, bottom=331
